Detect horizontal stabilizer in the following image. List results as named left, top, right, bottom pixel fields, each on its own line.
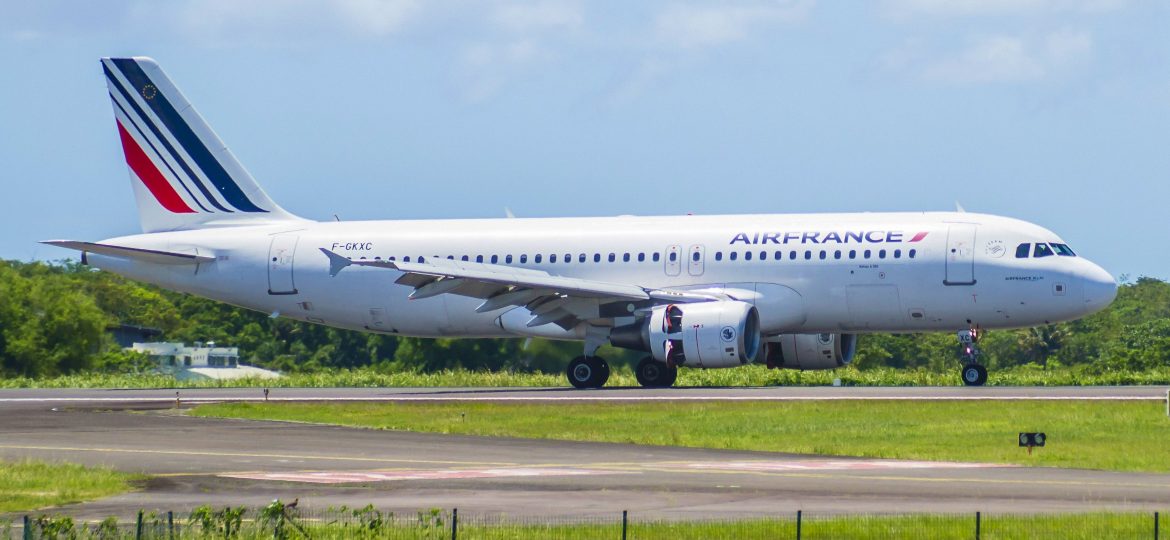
left=42, top=240, right=215, bottom=265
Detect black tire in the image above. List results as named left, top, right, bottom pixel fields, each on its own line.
left=961, top=364, right=988, bottom=386
left=635, top=356, right=678, bottom=388
left=567, top=356, right=609, bottom=389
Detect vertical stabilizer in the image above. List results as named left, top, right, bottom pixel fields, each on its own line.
left=101, top=57, right=303, bottom=232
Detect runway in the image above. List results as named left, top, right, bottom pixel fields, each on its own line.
left=2, top=386, right=1169, bottom=520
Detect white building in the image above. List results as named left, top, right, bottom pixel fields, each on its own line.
left=130, top=342, right=280, bottom=380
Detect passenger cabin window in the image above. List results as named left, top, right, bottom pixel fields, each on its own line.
left=715, top=252, right=723, bottom=261
left=730, top=252, right=738, bottom=261
left=774, top=251, right=782, bottom=260
left=1033, top=243, right=1055, bottom=258
left=804, top=251, right=812, bottom=260
left=579, top=253, right=586, bottom=263
left=909, top=249, right=917, bottom=258
left=653, top=253, right=661, bottom=262
left=692, top=252, right=700, bottom=262
left=491, top=255, right=499, bottom=263
left=461, top=255, right=469, bottom=261
left=668, top=252, right=677, bottom=262
left=745, top=251, right=753, bottom=261
left=476, top=255, right=483, bottom=263
left=1015, top=243, right=1031, bottom=258
left=506, top=255, right=513, bottom=263
left=1052, top=243, right=1076, bottom=257
left=594, top=253, right=601, bottom=263
left=623, top=253, right=631, bottom=262
left=638, top=253, right=646, bottom=262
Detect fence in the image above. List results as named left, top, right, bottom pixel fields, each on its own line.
left=2, top=503, right=1167, bottom=539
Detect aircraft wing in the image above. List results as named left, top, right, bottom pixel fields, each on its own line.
left=320, top=248, right=714, bottom=328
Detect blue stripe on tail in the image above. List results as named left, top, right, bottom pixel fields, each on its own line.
left=104, top=63, right=226, bottom=212
left=110, top=58, right=267, bottom=213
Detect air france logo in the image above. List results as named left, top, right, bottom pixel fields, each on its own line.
left=729, top=231, right=929, bottom=245
left=720, top=326, right=736, bottom=342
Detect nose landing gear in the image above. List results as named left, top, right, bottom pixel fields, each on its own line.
left=957, top=328, right=987, bottom=386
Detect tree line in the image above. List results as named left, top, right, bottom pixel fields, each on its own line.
left=1, top=259, right=1166, bottom=377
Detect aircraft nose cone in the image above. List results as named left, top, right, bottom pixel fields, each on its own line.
left=1081, top=263, right=1117, bottom=313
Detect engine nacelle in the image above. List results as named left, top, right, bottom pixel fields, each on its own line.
left=612, top=301, right=761, bottom=368
left=763, top=333, right=857, bottom=370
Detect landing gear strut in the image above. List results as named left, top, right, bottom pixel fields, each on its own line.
left=567, top=355, right=609, bottom=389
left=635, top=356, right=678, bottom=388
left=957, top=328, right=988, bottom=386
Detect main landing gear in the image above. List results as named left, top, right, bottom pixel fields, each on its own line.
left=635, top=356, right=678, bottom=388
left=957, top=328, right=988, bottom=386
left=566, top=355, right=609, bottom=389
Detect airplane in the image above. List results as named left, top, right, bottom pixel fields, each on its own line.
left=45, top=57, right=1118, bottom=389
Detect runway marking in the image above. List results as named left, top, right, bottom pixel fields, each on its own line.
left=0, top=444, right=517, bottom=467
left=681, top=459, right=1011, bottom=472
left=222, top=467, right=630, bottom=484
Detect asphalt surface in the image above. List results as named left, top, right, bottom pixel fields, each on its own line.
left=2, top=386, right=1169, bottom=520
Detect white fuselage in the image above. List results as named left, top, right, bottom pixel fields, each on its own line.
left=89, top=211, right=1116, bottom=340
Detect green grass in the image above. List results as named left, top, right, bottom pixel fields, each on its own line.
left=14, top=511, right=1168, bottom=539
left=0, top=460, right=140, bottom=513
left=193, top=400, right=1170, bottom=472
left=5, top=364, right=1170, bottom=389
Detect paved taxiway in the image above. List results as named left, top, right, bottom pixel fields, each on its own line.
left=2, top=386, right=1168, bottom=520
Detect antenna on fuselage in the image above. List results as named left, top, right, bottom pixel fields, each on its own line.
left=955, top=201, right=967, bottom=213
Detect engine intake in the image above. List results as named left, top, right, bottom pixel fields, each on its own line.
left=763, top=333, right=857, bottom=370
left=611, top=301, right=761, bottom=369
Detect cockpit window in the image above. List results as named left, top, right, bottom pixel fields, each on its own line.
left=1015, top=243, right=1030, bottom=258
left=1033, top=243, right=1055, bottom=258
left=1051, top=243, right=1076, bottom=257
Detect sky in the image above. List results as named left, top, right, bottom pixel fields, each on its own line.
left=2, top=1, right=1168, bottom=280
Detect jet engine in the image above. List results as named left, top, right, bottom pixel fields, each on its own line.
left=611, top=301, right=761, bottom=368
left=763, top=333, right=857, bottom=370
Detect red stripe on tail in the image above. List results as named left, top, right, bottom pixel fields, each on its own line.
left=909, top=232, right=929, bottom=242
left=116, top=121, right=195, bottom=213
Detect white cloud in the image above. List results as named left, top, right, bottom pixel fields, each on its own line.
left=334, top=0, right=422, bottom=36
left=491, top=2, right=583, bottom=32
left=653, top=0, right=814, bottom=49
left=887, top=30, right=1094, bottom=84
left=883, top=0, right=1127, bottom=17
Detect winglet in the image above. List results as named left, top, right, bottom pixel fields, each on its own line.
left=319, top=248, right=352, bottom=277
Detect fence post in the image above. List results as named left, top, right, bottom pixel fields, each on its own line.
left=136, top=510, right=144, bottom=540
left=621, top=510, right=628, bottom=540
left=796, top=510, right=802, bottom=540
left=1155, top=511, right=1160, bottom=540
left=450, top=508, right=458, bottom=540
left=975, top=511, right=981, bottom=540
left=22, top=515, right=30, bottom=540
left=168, top=511, right=174, bottom=540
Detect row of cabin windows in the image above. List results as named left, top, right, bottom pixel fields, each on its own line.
left=714, top=249, right=916, bottom=262
left=370, top=248, right=917, bottom=265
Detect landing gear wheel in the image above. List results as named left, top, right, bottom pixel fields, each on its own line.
left=635, top=356, right=678, bottom=388
left=567, top=356, right=609, bottom=389
left=961, top=364, right=988, bottom=386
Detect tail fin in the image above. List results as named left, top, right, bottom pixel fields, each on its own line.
left=101, top=57, right=303, bottom=232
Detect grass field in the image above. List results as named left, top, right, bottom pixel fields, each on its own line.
left=12, top=510, right=1168, bottom=539
left=0, top=460, right=140, bottom=513
left=193, top=399, right=1170, bottom=472
left=5, top=364, right=1170, bottom=389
